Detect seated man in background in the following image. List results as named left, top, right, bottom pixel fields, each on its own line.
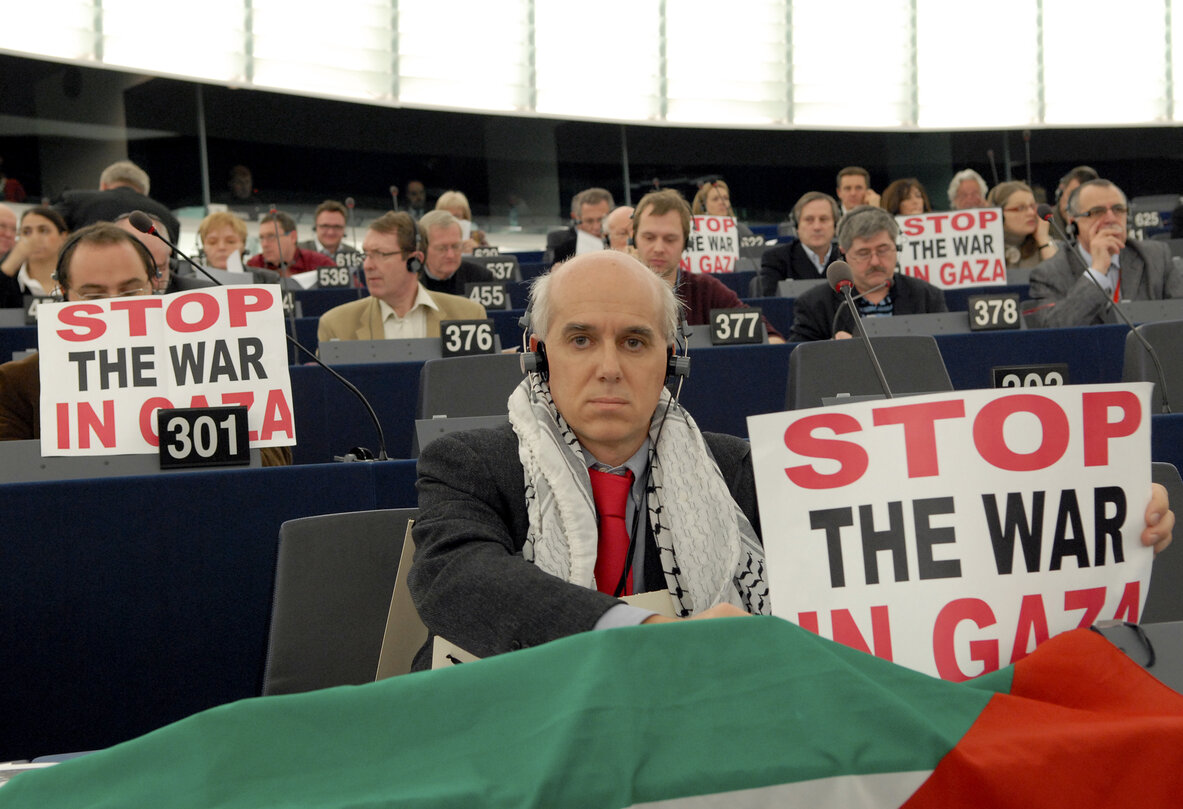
left=318, top=211, right=485, bottom=342
left=409, top=251, right=766, bottom=666
left=416, top=210, right=494, bottom=296
left=632, top=189, right=785, bottom=343
left=836, top=166, right=879, bottom=214
left=248, top=210, right=336, bottom=277
left=547, top=187, right=614, bottom=264
left=602, top=205, right=635, bottom=253
left=1051, top=165, right=1099, bottom=235
left=0, top=222, right=290, bottom=465
left=756, top=192, right=842, bottom=295
left=1027, top=179, right=1183, bottom=328
left=948, top=169, right=989, bottom=210
left=300, top=200, right=363, bottom=277
left=54, top=160, right=181, bottom=242
left=789, top=205, right=946, bottom=341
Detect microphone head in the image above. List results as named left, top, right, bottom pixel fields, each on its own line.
left=826, top=260, right=854, bottom=292
left=1036, top=203, right=1055, bottom=222
left=389, top=185, right=398, bottom=196
left=128, top=210, right=156, bottom=235
left=345, top=196, right=355, bottom=208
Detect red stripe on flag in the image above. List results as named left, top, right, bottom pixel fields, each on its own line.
left=904, top=629, right=1183, bottom=807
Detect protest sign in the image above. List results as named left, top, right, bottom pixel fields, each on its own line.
left=38, top=286, right=295, bottom=456
left=680, top=215, right=739, bottom=274
left=748, top=384, right=1152, bottom=680
left=897, top=208, right=1007, bottom=289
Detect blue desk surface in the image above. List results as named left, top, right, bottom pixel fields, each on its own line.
left=1, top=460, right=418, bottom=761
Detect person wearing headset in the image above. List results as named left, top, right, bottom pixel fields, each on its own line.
left=756, top=191, right=843, bottom=296
left=0, top=222, right=156, bottom=440
left=0, top=221, right=294, bottom=465
left=416, top=209, right=495, bottom=296
left=408, top=250, right=768, bottom=670
left=788, top=205, right=947, bottom=342
left=632, top=189, right=785, bottom=343
left=546, top=187, right=614, bottom=265
left=1027, top=178, right=1183, bottom=328
left=602, top=205, right=635, bottom=253
left=407, top=249, right=1176, bottom=670
left=316, top=211, right=485, bottom=342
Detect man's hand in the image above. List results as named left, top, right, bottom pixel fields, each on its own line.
left=642, top=603, right=750, bottom=625
left=1144, top=482, right=1174, bottom=555
left=834, top=330, right=853, bottom=340
left=864, top=188, right=881, bottom=208
left=1086, top=217, right=1125, bottom=272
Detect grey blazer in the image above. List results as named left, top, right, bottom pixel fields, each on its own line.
left=1027, top=239, right=1183, bottom=328
left=408, top=422, right=760, bottom=668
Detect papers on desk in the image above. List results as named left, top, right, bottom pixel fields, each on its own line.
left=0, top=762, right=56, bottom=788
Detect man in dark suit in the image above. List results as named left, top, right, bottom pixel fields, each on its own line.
left=546, top=187, right=614, bottom=265
left=417, top=210, right=494, bottom=295
left=756, top=192, right=842, bottom=295
left=408, top=251, right=768, bottom=667
left=789, top=205, right=947, bottom=341
left=54, top=160, right=181, bottom=242
left=1028, top=179, right=1183, bottom=328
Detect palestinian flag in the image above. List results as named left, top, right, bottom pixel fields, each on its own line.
left=2, top=618, right=1181, bottom=807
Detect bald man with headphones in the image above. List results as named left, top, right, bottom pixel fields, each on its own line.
left=408, top=251, right=768, bottom=670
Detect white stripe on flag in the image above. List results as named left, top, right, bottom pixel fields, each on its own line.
left=628, top=769, right=932, bottom=809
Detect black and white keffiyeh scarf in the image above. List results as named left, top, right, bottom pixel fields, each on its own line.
left=508, top=375, right=769, bottom=616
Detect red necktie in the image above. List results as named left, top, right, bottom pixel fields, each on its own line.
left=588, top=467, right=635, bottom=596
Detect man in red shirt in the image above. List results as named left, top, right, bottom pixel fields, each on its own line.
left=248, top=210, right=336, bottom=278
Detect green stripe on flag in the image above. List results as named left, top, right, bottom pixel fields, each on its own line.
left=0, top=617, right=995, bottom=808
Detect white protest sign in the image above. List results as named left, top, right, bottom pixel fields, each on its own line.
left=680, top=215, right=740, bottom=274
left=896, top=208, right=1007, bottom=289
left=748, top=384, right=1152, bottom=681
left=38, top=286, right=295, bottom=456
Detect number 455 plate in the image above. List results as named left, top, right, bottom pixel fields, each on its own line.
left=158, top=405, right=250, bottom=469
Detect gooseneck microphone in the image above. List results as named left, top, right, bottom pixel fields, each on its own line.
left=1036, top=204, right=1171, bottom=413
left=345, top=196, right=357, bottom=249
left=130, top=210, right=391, bottom=458
left=827, top=260, right=893, bottom=399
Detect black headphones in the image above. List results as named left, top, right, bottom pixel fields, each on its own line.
left=52, top=226, right=160, bottom=299
left=519, top=304, right=691, bottom=384
left=406, top=215, right=424, bottom=273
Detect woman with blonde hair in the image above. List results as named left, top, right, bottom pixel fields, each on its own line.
left=435, top=190, right=488, bottom=252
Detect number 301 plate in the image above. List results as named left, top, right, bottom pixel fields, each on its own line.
left=158, top=405, right=250, bottom=469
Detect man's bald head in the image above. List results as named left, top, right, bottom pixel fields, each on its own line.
left=531, top=251, right=679, bottom=344
left=603, top=206, right=635, bottom=252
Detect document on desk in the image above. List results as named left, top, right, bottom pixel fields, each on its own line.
left=429, top=591, right=676, bottom=670
left=749, top=383, right=1154, bottom=680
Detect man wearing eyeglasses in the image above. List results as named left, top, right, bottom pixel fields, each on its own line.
left=317, top=211, right=485, bottom=342
left=1028, top=179, right=1183, bottom=328
left=0, top=222, right=155, bottom=440
left=299, top=200, right=363, bottom=282
left=788, top=206, right=947, bottom=342
left=247, top=210, right=336, bottom=278
left=416, top=210, right=495, bottom=296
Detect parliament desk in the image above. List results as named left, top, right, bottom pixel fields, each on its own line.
left=0, top=460, right=419, bottom=762
left=7, top=370, right=1183, bottom=763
